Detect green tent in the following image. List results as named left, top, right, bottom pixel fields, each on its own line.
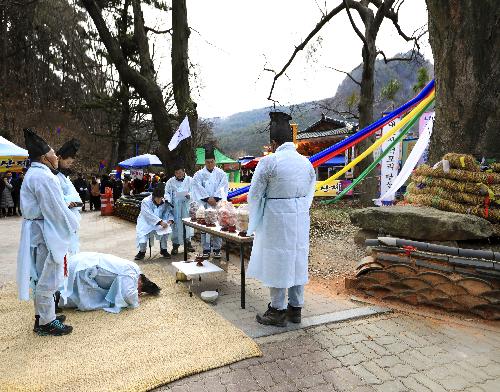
left=195, top=147, right=237, bottom=165
left=195, top=147, right=240, bottom=182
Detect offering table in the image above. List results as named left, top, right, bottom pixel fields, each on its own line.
left=182, top=218, right=254, bottom=309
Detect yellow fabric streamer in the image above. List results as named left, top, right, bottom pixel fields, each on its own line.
left=315, top=90, right=435, bottom=190
left=459, top=156, right=466, bottom=168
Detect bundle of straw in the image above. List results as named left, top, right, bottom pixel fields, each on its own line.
left=405, top=194, right=500, bottom=222
left=443, top=153, right=480, bottom=171
left=414, top=165, right=500, bottom=184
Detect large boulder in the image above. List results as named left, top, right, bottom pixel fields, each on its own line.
left=349, top=206, right=495, bottom=241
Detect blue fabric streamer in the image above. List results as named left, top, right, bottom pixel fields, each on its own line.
left=228, top=79, right=435, bottom=200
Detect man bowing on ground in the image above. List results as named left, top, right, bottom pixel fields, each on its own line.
left=17, top=129, right=79, bottom=336
left=246, top=112, right=316, bottom=327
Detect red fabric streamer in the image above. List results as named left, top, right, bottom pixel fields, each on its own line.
left=403, top=246, right=417, bottom=256
left=64, top=255, right=68, bottom=277
left=484, top=196, right=490, bottom=218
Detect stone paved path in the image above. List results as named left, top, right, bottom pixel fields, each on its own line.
left=3, top=214, right=500, bottom=391
left=156, top=313, right=500, bottom=392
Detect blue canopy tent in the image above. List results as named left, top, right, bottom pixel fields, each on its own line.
left=118, top=154, right=162, bottom=169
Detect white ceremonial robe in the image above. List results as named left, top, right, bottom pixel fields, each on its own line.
left=165, top=175, right=194, bottom=244
left=61, top=252, right=141, bottom=313
left=136, top=195, right=174, bottom=249
left=246, top=142, right=316, bottom=288
left=17, top=163, right=79, bottom=324
left=192, top=166, right=229, bottom=205
left=56, top=171, right=82, bottom=254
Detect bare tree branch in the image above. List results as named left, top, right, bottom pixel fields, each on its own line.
left=372, top=0, right=396, bottom=33
left=267, top=2, right=345, bottom=101
left=145, top=26, right=172, bottom=35
left=325, top=66, right=361, bottom=86
left=343, top=0, right=368, bottom=48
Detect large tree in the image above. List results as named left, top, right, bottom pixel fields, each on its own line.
left=269, top=0, right=423, bottom=204
left=426, top=0, right=500, bottom=162
left=171, top=0, right=197, bottom=173
left=82, top=0, right=175, bottom=173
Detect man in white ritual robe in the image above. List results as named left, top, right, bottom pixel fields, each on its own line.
left=164, top=161, right=195, bottom=254
left=192, top=145, right=229, bottom=258
left=60, top=252, right=160, bottom=313
left=56, top=138, right=82, bottom=254
left=17, top=128, right=79, bottom=336
left=135, top=183, right=174, bottom=260
left=247, top=112, right=315, bottom=327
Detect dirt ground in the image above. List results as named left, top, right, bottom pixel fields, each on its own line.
left=308, top=202, right=365, bottom=281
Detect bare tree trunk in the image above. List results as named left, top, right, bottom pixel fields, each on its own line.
left=426, top=0, right=500, bottom=162
left=171, top=0, right=197, bottom=175
left=116, top=83, right=130, bottom=164
left=356, top=37, right=378, bottom=205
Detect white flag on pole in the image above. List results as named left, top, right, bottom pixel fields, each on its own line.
left=168, top=116, right=191, bottom=151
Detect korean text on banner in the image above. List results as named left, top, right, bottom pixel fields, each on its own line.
left=418, top=111, right=434, bottom=165
left=379, top=119, right=401, bottom=202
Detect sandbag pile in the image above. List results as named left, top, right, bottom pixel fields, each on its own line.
left=114, top=196, right=141, bottom=223
left=405, top=153, right=500, bottom=222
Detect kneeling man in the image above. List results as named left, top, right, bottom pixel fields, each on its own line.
left=57, top=252, right=160, bottom=314
left=135, top=183, right=174, bottom=260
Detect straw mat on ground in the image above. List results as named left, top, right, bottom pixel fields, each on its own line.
left=0, top=264, right=261, bottom=392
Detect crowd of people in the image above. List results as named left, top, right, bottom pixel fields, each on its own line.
left=15, top=111, right=316, bottom=336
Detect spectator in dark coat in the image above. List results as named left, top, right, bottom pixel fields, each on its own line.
left=132, top=177, right=145, bottom=194
left=12, top=172, right=24, bottom=215
left=73, top=173, right=89, bottom=211
left=100, top=174, right=112, bottom=194
left=113, top=177, right=123, bottom=201
left=1, top=172, right=15, bottom=216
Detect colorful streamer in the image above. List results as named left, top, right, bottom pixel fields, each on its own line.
left=315, top=90, right=435, bottom=190
left=323, top=95, right=435, bottom=204
left=227, top=79, right=435, bottom=200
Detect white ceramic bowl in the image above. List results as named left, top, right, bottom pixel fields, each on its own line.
left=201, top=290, right=219, bottom=303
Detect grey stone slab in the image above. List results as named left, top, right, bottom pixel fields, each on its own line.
left=247, top=306, right=392, bottom=339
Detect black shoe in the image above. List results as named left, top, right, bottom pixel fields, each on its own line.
left=34, top=314, right=66, bottom=332
left=287, top=304, right=302, bottom=324
left=135, top=251, right=146, bottom=260
left=186, top=241, right=195, bottom=252
left=171, top=244, right=179, bottom=255
left=212, top=249, right=222, bottom=259
left=36, top=319, right=73, bottom=336
left=256, top=303, right=287, bottom=327
left=202, top=250, right=210, bottom=259
left=160, top=249, right=171, bottom=259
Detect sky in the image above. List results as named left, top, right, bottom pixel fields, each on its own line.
left=147, top=0, right=432, bottom=118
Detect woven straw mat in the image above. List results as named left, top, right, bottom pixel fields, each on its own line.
left=0, top=263, right=262, bottom=392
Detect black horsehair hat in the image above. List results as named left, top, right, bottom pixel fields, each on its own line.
left=204, top=144, right=216, bottom=160
left=152, top=183, right=165, bottom=198
left=57, top=138, right=80, bottom=159
left=269, top=111, right=293, bottom=143
left=173, top=158, right=185, bottom=171
left=23, top=128, right=51, bottom=159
